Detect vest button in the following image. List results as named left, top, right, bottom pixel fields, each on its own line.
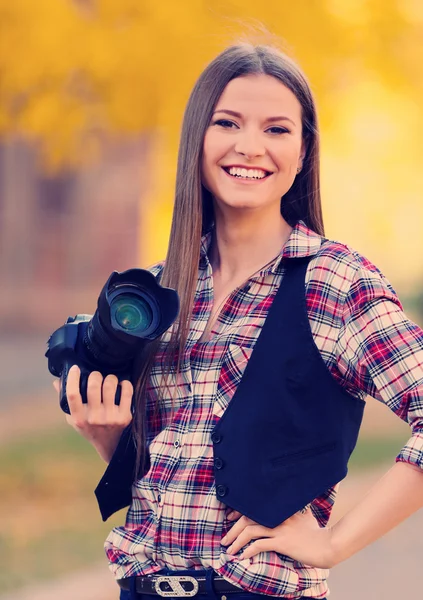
left=214, top=457, right=224, bottom=470
left=211, top=431, right=222, bottom=444
left=216, top=484, right=228, bottom=497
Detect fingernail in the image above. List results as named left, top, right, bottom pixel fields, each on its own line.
left=227, top=545, right=233, bottom=554
left=239, top=553, right=244, bottom=560
left=221, top=536, right=227, bottom=545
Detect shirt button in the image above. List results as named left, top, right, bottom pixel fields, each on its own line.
left=187, top=383, right=192, bottom=392
left=211, top=431, right=222, bottom=444
left=158, top=494, right=162, bottom=503
left=216, top=484, right=228, bottom=498
left=174, top=440, right=181, bottom=448
left=214, top=457, right=224, bottom=470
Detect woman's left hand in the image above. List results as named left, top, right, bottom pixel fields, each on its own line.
left=222, top=508, right=336, bottom=569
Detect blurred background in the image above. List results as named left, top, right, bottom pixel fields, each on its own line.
left=0, top=1, right=422, bottom=599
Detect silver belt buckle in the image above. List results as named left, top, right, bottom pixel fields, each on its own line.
left=154, top=575, right=200, bottom=597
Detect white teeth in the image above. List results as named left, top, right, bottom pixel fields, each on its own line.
left=227, top=167, right=268, bottom=179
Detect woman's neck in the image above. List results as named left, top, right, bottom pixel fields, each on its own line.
left=209, top=210, right=292, bottom=284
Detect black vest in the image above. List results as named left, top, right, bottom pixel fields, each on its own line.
left=95, top=256, right=365, bottom=526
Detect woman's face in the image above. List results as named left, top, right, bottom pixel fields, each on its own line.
left=202, top=74, right=305, bottom=217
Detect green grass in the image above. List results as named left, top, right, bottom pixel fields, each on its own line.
left=0, top=425, right=125, bottom=593
left=348, top=435, right=405, bottom=472
left=0, top=426, right=407, bottom=593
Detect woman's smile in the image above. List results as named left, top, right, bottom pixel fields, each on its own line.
left=221, top=165, right=273, bottom=184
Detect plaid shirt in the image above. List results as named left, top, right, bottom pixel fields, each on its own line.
left=105, top=221, right=423, bottom=598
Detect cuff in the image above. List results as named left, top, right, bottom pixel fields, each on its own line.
left=395, top=432, right=423, bottom=470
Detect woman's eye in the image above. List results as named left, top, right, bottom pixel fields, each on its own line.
left=267, top=126, right=290, bottom=135
left=213, top=119, right=237, bottom=129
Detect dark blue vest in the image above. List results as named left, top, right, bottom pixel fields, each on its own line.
left=95, top=256, right=365, bottom=527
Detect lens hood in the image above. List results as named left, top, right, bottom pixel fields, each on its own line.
left=98, top=269, right=179, bottom=341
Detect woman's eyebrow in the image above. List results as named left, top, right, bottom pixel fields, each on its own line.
left=213, top=109, right=296, bottom=127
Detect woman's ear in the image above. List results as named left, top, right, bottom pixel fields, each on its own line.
left=297, top=140, right=307, bottom=174
left=300, top=139, right=307, bottom=164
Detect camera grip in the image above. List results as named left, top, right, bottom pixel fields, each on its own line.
left=59, top=362, right=123, bottom=414
left=59, top=362, right=85, bottom=414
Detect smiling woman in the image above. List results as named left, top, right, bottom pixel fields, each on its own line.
left=57, top=42, right=423, bottom=600
left=202, top=75, right=305, bottom=216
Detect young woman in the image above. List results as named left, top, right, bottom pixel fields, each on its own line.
left=57, top=43, right=423, bottom=600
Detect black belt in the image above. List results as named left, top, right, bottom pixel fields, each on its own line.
left=118, top=573, right=244, bottom=596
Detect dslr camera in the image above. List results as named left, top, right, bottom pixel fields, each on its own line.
left=45, top=269, right=179, bottom=414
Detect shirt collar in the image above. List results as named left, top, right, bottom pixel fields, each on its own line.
left=199, top=221, right=323, bottom=275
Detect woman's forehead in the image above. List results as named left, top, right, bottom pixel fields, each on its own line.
left=215, top=74, right=302, bottom=122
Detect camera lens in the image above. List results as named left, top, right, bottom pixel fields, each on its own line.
left=111, top=294, right=153, bottom=332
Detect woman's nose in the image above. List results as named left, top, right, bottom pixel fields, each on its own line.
left=234, top=130, right=265, bottom=158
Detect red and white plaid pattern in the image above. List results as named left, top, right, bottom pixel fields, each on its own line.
left=105, top=221, right=423, bottom=598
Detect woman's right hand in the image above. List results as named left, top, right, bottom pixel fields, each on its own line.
left=52, top=364, right=133, bottom=464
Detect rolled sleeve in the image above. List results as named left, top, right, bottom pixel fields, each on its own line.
left=336, top=260, right=423, bottom=471
left=396, top=426, right=423, bottom=470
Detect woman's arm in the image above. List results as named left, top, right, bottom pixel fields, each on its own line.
left=221, top=461, right=423, bottom=568
left=329, top=460, right=423, bottom=565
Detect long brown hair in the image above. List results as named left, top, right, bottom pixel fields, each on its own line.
left=132, top=42, right=324, bottom=477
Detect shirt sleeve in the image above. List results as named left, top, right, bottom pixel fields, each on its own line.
left=335, top=258, right=423, bottom=471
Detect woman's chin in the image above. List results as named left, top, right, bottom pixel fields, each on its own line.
left=215, top=196, right=275, bottom=213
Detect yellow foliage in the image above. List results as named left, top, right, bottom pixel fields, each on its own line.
left=0, top=0, right=421, bottom=167
left=0, top=0, right=422, bottom=283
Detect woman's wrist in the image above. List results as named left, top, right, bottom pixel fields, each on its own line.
left=88, top=428, right=125, bottom=463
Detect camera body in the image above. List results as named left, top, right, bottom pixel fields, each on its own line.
left=46, top=268, right=179, bottom=414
